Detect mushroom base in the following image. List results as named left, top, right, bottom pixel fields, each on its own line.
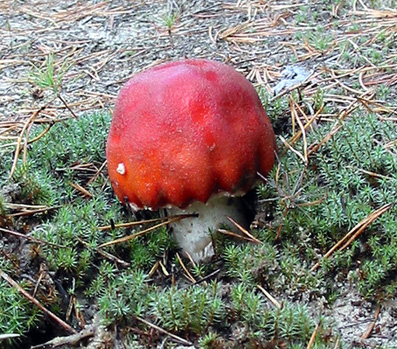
left=169, top=195, right=247, bottom=262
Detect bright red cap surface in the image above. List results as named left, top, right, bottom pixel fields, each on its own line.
left=106, top=59, right=277, bottom=210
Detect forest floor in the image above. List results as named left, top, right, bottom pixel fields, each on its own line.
left=0, top=1, right=396, bottom=348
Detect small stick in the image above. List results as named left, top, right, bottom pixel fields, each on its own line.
left=0, top=270, right=76, bottom=334
left=58, top=95, right=78, bottom=118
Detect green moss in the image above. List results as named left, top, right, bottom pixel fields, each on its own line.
left=1, top=90, right=394, bottom=347
left=0, top=280, right=41, bottom=347
left=257, top=112, right=397, bottom=299
left=151, top=281, right=225, bottom=336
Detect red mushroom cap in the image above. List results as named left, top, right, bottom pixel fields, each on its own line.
left=106, top=59, right=276, bottom=210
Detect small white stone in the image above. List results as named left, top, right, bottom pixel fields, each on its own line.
left=116, top=163, right=125, bottom=175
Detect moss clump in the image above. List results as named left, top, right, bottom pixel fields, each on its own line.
left=1, top=109, right=394, bottom=347
left=0, top=280, right=41, bottom=347
left=256, top=112, right=396, bottom=299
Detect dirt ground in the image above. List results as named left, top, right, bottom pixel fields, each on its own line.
left=0, top=0, right=396, bottom=348
left=2, top=0, right=395, bottom=123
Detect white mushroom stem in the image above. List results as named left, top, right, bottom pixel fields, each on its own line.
left=168, top=195, right=247, bottom=262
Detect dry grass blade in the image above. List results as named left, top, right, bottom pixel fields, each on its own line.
left=184, top=251, right=197, bottom=268
left=311, top=203, right=393, bottom=271
left=285, top=104, right=324, bottom=151
left=280, top=135, right=307, bottom=163
left=9, top=101, right=54, bottom=178
left=339, top=204, right=393, bottom=251
left=0, top=227, right=65, bottom=248
left=176, top=253, right=196, bottom=283
left=307, top=124, right=342, bottom=157
left=0, top=334, right=20, bottom=340
left=257, top=285, right=281, bottom=309
left=348, top=167, right=393, bottom=181
left=307, top=322, right=320, bottom=349
left=26, top=124, right=54, bottom=144
left=307, top=97, right=365, bottom=157
left=290, top=97, right=308, bottom=165
left=97, top=214, right=196, bottom=249
left=193, top=268, right=221, bottom=286
left=148, top=261, right=160, bottom=278
left=158, top=260, right=169, bottom=276
left=69, top=181, right=93, bottom=198
left=87, top=160, right=107, bottom=185
left=226, top=216, right=263, bottom=244
left=6, top=205, right=60, bottom=218
left=0, top=270, right=76, bottom=334
left=361, top=304, right=381, bottom=340
left=77, top=237, right=129, bottom=267
left=333, top=336, right=341, bottom=349
left=98, top=214, right=196, bottom=231
left=135, top=315, right=192, bottom=346
left=218, top=228, right=257, bottom=242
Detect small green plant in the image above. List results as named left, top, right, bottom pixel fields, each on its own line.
left=162, top=12, right=178, bottom=31
left=0, top=193, right=7, bottom=217
left=199, top=331, right=223, bottom=348
left=151, top=281, right=225, bottom=336
left=304, top=30, right=335, bottom=52
left=0, top=280, right=41, bottom=347
left=97, top=270, right=149, bottom=325
left=313, top=88, right=325, bottom=111
left=230, top=283, right=328, bottom=346
left=257, top=88, right=289, bottom=122
left=29, top=53, right=73, bottom=95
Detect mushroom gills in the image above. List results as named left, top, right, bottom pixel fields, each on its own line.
left=168, top=195, right=247, bottom=262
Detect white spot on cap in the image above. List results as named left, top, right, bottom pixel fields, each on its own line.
left=116, top=163, right=125, bottom=175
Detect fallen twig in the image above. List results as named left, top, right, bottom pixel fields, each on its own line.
left=0, top=227, right=65, bottom=248
left=0, top=270, right=76, bottom=334
left=361, top=304, right=381, bottom=340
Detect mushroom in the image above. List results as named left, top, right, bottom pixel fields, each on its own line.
left=106, top=59, right=276, bottom=261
